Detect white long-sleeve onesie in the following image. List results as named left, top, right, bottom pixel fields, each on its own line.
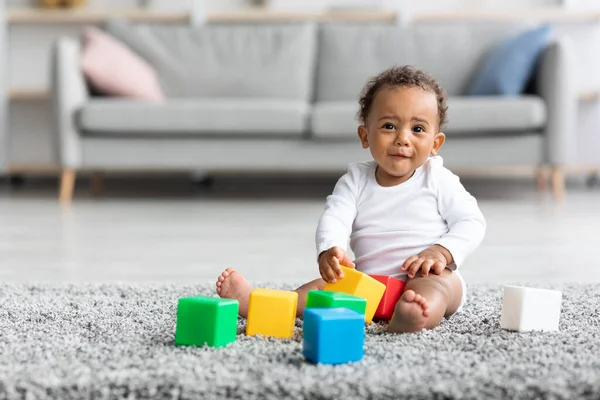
left=315, top=156, right=486, bottom=281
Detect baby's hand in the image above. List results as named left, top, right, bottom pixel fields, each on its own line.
left=318, top=246, right=355, bottom=283
left=401, top=245, right=448, bottom=279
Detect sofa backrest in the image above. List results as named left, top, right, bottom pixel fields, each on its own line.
left=315, top=22, right=534, bottom=101
left=104, top=20, right=317, bottom=101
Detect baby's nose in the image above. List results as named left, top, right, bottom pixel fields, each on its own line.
left=395, top=130, right=411, bottom=145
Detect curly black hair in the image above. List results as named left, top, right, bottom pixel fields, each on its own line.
left=357, top=65, right=448, bottom=130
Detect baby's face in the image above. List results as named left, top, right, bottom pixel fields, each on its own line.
left=358, top=86, right=445, bottom=187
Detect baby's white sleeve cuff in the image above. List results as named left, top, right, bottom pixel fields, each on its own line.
left=435, top=237, right=465, bottom=269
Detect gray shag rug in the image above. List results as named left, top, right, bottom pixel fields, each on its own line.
left=0, top=282, right=599, bottom=400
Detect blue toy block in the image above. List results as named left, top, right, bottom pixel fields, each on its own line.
left=303, top=307, right=365, bottom=365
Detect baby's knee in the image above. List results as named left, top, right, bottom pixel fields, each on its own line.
left=405, top=270, right=453, bottom=299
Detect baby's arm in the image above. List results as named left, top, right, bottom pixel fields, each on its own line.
left=402, top=165, right=486, bottom=278
left=315, top=168, right=359, bottom=282
left=433, top=168, right=486, bottom=268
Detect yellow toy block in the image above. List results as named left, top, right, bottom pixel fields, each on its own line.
left=246, top=288, right=298, bottom=339
left=324, top=266, right=386, bottom=323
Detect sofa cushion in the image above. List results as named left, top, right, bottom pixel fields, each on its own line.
left=446, top=96, right=547, bottom=134
left=316, top=22, right=537, bottom=101
left=310, top=96, right=546, bottom=139
left=468, top=24, right=552, bottom=96
left=104, top=20, right=317, bottom=102
left=79, top=27, right=164, bottom=102
left=77, top=99, right=309, bottom=136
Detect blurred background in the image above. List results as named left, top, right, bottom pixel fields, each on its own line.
left=0, top=0, right=599, bottom=286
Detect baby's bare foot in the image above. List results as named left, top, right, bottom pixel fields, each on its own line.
left=388, top=289, right=429, bottom=333
left=215, top=268, right=253, bottom=317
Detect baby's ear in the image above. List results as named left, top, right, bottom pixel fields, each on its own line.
left=431, top=131, right=446, bottom=155
left=357, top=125, right=369, bottom=149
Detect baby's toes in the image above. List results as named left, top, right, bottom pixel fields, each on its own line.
left=420, top=299, right=429, bottom=315
left=401, top=290, right=416, bottom=302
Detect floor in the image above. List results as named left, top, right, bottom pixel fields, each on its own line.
left=1, top=173, right=599, bottom=286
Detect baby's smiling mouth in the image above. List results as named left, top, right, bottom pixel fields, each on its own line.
left=389, top=152, right=411, bottom=158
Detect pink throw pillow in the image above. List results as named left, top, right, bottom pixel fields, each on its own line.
left=79, top=26, right=164, bottom=102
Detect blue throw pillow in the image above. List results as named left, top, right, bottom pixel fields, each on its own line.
left=467, top=24, right=553, bottom=96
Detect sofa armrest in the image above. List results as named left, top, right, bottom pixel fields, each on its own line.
left=536, top=37, right=576, bottom=166
left=51, top=37, right=88, bottom=169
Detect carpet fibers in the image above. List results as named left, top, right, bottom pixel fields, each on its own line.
left=0, top=282, right=599, bottom=399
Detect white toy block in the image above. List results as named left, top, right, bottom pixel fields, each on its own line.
left=500, top=285, right=562, bottom=332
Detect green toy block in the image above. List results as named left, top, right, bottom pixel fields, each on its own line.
left=175, top=296, right=239, bottom=348
left=306, top=290, right=367, bottom=316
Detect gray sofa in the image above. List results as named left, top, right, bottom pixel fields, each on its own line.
left=52, top=20, right=575, bottom=202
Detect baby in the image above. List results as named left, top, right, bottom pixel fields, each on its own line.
left=216, top=65, right=486, bottom=333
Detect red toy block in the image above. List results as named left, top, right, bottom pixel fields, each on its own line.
left=369, top=275, right=406, bottom=320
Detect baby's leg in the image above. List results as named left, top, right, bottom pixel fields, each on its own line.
left=216, top=268, right=325, bottom=318
left=388, top=269, right=463, bottom=334
left=294, top=279, right=326, bottom=316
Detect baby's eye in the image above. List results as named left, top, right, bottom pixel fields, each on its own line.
left=382, top=123, right=396, bottom=130
left=413, top=126, right=425, bottom=133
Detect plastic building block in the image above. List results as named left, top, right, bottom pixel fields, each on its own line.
left=303, top=307, right=365, bottom=365
left=500, top=285, right=562, bottom=332
left=246, top=288, right=298, bottom=338
left=306, top=290, right=367, bottom=316
left=324, top=266, right=386, bottom=323
left=369, top=275, right=406, bottom=320
left=175, top=296, right=239, bottom=348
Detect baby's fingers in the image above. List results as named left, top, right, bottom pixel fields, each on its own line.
left=333, top=247, right=354, bottom=271
left=319, top=258, right=337, bottom=283
left=402, top=256, right=419, bottom=271
left=421, top=260, right=435, bottom=276
left=339, top=255, right=355, bottom=270
left=332, top=262, right=345, bottom=279
left=431, top=261, right=446, bottom=275
left=320, top=265, right=336, bottom=283
left=407, top=258, right=424, bottom=279
left=327, top=257, right=341, bottom=282
left=327, top=270, right=338, bottom=283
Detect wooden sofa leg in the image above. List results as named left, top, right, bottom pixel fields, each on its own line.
left=551, top=167, right=565, bottom=201
left=59, top=169, right=76, bottom=204
left=91, top=171, right=104, bottom=197
left=586, top=169, right=599, bottom=188
left=536, top=166, right=548, bottom=192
